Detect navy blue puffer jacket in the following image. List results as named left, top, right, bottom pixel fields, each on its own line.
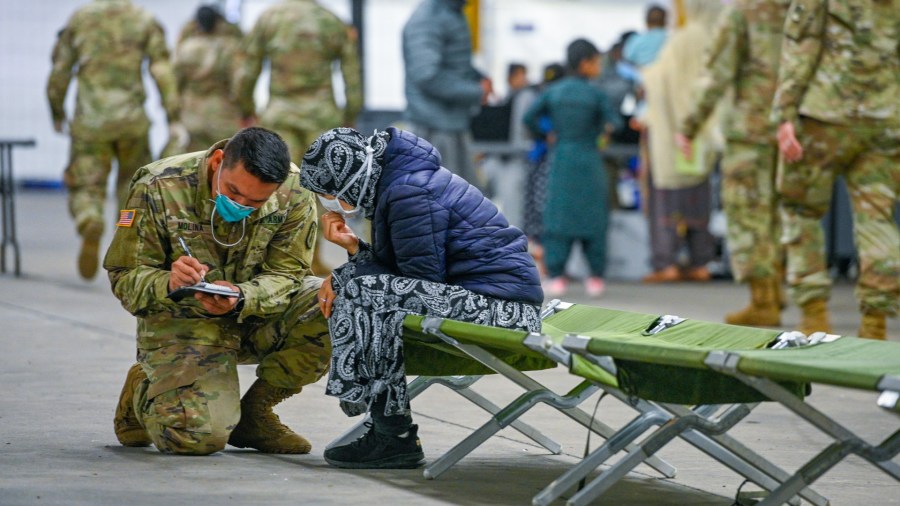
left=355, top=128, right=543, bottom=304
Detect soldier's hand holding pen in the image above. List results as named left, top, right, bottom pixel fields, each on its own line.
left=169, top=256, right=208, bottom=291
left=169, top=237, right=208, bottom=291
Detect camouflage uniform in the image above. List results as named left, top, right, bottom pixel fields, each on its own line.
left=233, top=0, right=362, bottom=161
left=771, top=0, right=900, bottom=316
left=103, top=141, right=330, bottom=455
left=167, top=19, right=243, bottom=154
left=46, top=0, right=179, bottom=236
left=682, top=0, right=790, bottom=283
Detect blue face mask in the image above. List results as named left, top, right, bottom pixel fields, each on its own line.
left=213, top=169, right=255, bottom=223
left=209, top=167, right=254, bottom=247
left=215, top=193, right=255, bottom=223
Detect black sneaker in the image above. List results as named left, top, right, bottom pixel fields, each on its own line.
left=324, top=423, right=425, bottom=469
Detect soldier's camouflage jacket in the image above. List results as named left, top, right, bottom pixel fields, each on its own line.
left=46, top=0, right=179, bottom=141
left=103, top=140, right=318, bottom=351
left=233, top=0, right=362, bottom=128
left=771, top=0, right=899, bottom=126
left=173, top=20, right=244, bottom=150
left=682, top=0, right=792, bottom=143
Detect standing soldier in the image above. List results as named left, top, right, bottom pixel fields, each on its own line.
left=163, top=5, right=244, bottom=155
left=771, top=0, right=899, bottom=339
left=104, top=127, right=331, bottom=455
left=678, top=0, right=792, bottom=327
left=234, top=0, right=362, bottom=275
left=47, top=0, right=182, bottom=280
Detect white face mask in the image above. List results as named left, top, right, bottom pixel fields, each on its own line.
left=318, top=195, right=351, bottom=216
left=318, top=138, right=376, bottom=219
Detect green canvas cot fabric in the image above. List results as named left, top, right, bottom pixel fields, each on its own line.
left=568, top=354, right=619, bottom=388
left=540, top=305, right=806, bottom=405
left=401, top=315, right=556, bottom=376
left=734, top=337, right=900, bottom=391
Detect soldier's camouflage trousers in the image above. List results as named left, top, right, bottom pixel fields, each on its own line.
left=128, top=278, right=331, bottom=455
left=777, top=117, right=900, bottom=315
left=64, top=134, right=151, bottom=236
left=721, top=141, right=782, bottom=282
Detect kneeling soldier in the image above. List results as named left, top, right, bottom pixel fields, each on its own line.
left=105, top=127, right=330, bottom=455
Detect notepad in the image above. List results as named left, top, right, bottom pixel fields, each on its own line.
left=167, top=281, right=240, bottom=301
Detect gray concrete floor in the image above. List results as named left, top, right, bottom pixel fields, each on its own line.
left=0, top=189, right=897, bottom=505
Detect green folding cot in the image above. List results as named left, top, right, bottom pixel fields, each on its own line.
left=325, top=300, right=838, bottom=506
left=552, top=302, right=899, bottom=506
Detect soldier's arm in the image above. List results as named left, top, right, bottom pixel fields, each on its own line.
left=234, top=190, right=317, bottom=320
left=338, top=26, right=363, bottom=126
left=146, top=18, right=180, bottom=123
left=233, top=17, right=266, bottom=120
left=770, top=0, right=825, bottom=125
left=682, top=8, right=744, bottom=139
left=46, top=27, right=75, bottom=128
left=104, top=181, right=182, bottom=317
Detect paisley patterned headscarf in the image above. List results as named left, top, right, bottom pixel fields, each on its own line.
left=300, top=127, right=391, bottom=220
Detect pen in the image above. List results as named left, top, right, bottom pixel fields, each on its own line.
left=177, top=236, right=206, bottom=282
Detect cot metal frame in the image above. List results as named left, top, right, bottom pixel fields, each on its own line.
left=705, top=350, right=900, bottom=506
left=548, top=333, right=828, bottom=506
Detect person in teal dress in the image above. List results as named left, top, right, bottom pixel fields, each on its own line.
left=524, top=39, right=620, bottom=297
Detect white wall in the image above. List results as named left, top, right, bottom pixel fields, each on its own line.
left=479, top=0, right=659, bottom=98
left=0, top=0, right=665, bottom=182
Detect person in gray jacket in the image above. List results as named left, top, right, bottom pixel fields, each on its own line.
left=402, top=0, right=492, bottom=189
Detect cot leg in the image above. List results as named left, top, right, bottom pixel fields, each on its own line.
left=757, top=443, right=850, bottom=506
left=531, top=381, right=677, bottom=479
left=664, top=404, right=829, bottom=506
left=532, top=411, right=667, bottom=506
left=565, top=412, right=696, bottom=506
left=424, top=386, right=594, bottom=480
left=454, top=384, right=562, bottom=454
left=430, top=329, right=678, bottom=480
left=566, top=401, right=752, bottom=506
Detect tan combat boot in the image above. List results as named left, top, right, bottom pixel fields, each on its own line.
left=228, top=379, right=311, bottom=454
left=725, top=278, right=781, bottom=327
left=78, top=221, right=103, bottom=280
left=858, top=311, right=887, bottom=340
left=114, top=363, right=152, bottom=447
left=798, top=299, right=833, bottom=336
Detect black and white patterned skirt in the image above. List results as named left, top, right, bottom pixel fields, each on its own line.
left=326, top=272, right=541, bottom=417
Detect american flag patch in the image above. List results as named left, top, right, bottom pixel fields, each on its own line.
left=117, top=209, right=136, bottom=227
